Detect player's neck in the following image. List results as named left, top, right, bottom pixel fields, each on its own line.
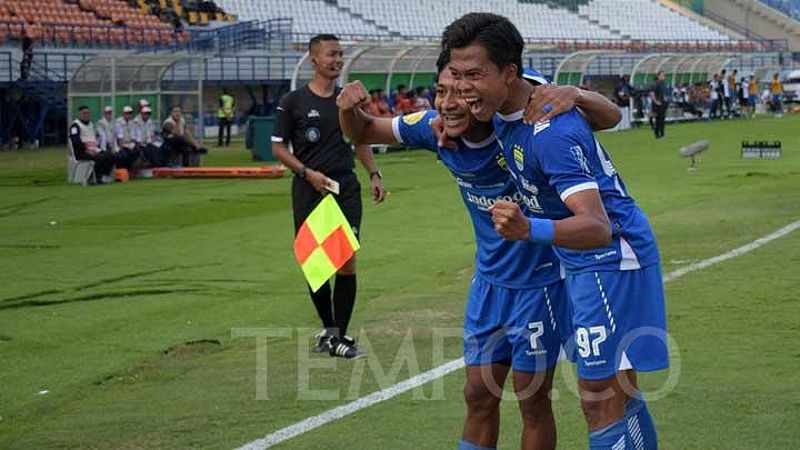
left=499, top=78, right=533, bottom=115
left=462, top=123, right=493, bottom=144
left=308, top=75, right=337, bottom=98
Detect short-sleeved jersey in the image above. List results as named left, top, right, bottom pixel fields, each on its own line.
left=771, top=79, right=783, bottom=94
left=391, top=110, right=562, bottom=289
left=493, top=109, right=660, bottom=274
left=272, top=85, right=355, bottom=174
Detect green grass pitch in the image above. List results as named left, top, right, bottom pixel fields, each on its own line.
left=1, top=115, right=799, bottom=449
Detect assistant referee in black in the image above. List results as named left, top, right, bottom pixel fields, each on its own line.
left=272, top=34, right=386, bottom=359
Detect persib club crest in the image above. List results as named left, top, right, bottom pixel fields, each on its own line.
left=402, top=111, right=425, bottom=125
left=513, top=144, right=525, bottom=171
left=306, top=127, right=321, bottom=143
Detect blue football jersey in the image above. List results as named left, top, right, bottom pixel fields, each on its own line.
left=493, top=109, right=660, bottom=274
left=392, top=110, right=562, bottom=289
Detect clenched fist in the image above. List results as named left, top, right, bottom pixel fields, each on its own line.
left=336, top=81, right=371, bottom=112
left=489, top=200, right=530, bottom=241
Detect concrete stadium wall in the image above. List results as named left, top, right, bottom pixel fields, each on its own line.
left=705, top=0, right=800, bottom=52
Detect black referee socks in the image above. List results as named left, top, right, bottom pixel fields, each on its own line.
left=309, top=282, right=335, bottom=329
left=333, top=274, right=357, bottom=338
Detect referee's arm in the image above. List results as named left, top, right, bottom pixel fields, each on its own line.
left=355, top=143, right=387, bottom=203
left=271, top=102, right=329, bottom=193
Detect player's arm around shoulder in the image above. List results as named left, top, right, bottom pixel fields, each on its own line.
left=523, top=84, right=621, bottom=131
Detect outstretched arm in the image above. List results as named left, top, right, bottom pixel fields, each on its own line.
left=337, top=81, right=400, bottom=146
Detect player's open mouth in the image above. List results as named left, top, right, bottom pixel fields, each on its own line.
left=442, top=112, right=467, bottom=127
left=464, top=97, right=484, bottom=115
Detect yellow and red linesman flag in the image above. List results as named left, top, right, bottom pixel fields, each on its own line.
left=293, top=195, right=360, bottom=292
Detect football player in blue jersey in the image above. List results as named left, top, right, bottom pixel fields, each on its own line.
left=337, top=51, right=621, bottom=450
left=443, top=13, right=668, bottom=450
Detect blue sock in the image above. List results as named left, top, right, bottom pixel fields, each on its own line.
left=625, top=396, right=658, bottom=450
left=457, top=439, right=495, bottom=450
left=588, top=397, right=658, bottom=450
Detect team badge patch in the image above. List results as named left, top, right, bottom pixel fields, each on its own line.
left=402, top=111, right=425, bottom=125
left=513, top=144, right=525, bottom=171
left=306, top=127, right=320, bottom=143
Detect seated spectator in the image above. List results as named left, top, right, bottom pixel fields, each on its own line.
left=364, top=90, right=391, bottom=118
left=70, top=106, right=114, bottom=183
left=403, top=89, right=420, bottom=114
left=162, top=106, right=207, bottom=165
left=161, top=121, right=207, bottom=167
left=163, top=106, right=205, bottom=150
left=133, top=106, right=168, bottom=166
left=96, top=106, right=116, bottom=153
left=414, top=86, right=432, bottom=110
left=114, top=105, right=142, bottom=169
left=393, top=84, right=410, bottom=114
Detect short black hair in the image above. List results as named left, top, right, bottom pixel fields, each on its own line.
left=396, top=84, right=407, bottom=91
left=441, top=13, right=523, bottom=77
left=78, top=105, right=89, bottom=111
left=308, top=34, right=339, bottom=53
left=436, top=49, right=450, bottom=74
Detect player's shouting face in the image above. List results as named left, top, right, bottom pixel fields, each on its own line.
left=448, top=44, right=516, bottom=123
left=434, top=67, right=479, bottom=138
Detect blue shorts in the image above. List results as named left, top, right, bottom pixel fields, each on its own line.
left=464, top=275, right=570, bottom=373
left=565, top=264, right=669, bottom=380
left=749, top=95, right=757, bottom=106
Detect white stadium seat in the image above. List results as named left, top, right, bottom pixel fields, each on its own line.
left=216, top=0, right=733, bottom=43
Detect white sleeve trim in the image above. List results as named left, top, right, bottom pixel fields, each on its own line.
left=270, top=136, right=284, bottom=143
left=560, top=181, right=599, bottom=201
left=391, top=117, right=404, bottom=144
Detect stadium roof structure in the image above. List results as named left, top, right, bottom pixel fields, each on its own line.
left=68, top=54, right=206, bottom=137
left=553, top=51, right=741, bottom=86
left=291, top=42, right=440, bottom=92
left=629, top=53, right=739, bottom=86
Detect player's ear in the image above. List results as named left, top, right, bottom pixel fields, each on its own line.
left=504, top=64, right=517, bottom=86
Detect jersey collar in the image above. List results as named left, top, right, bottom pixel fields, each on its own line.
left=460, top=133, right=497, bottom=149
left=496, top=110, right=524, bottom=122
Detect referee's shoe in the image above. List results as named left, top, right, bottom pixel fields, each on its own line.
left=329, top=335, right=365, bottom=359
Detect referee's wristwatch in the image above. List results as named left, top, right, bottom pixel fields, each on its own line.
left=296, top=165, right=307, bottom=178
left=369, top=170, right=383, bottom=180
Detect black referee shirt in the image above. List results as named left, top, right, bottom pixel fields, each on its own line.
left=272, top=85, right=355, bottom=175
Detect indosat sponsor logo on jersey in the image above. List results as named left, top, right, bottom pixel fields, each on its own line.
left=465, top=190, right=542, bottom=213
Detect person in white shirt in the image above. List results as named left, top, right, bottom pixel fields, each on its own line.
left=96, top=106, right=116, bottom=153
left=114, top=105, right=142, bottom=169
left=133, top=106, right=167, bottom=166
left=709, top=75, right=720, bottom=119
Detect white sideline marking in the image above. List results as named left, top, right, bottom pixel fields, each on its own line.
left=662, top=220, right=800, bottom=282
left=237, top=359, right=465, bottom=449
left=238, top=220, right=800, bottom=449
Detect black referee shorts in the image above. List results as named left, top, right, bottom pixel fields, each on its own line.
left=292, top=171, right=362, bottom=240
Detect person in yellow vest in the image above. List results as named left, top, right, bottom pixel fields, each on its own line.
left=748, top=75, right=759, bottom=116
left=727, top=69, right=737, bottom=116
left=770, top=73, right=783, bottom=118
left=217, top=89, right=235, bottom=146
